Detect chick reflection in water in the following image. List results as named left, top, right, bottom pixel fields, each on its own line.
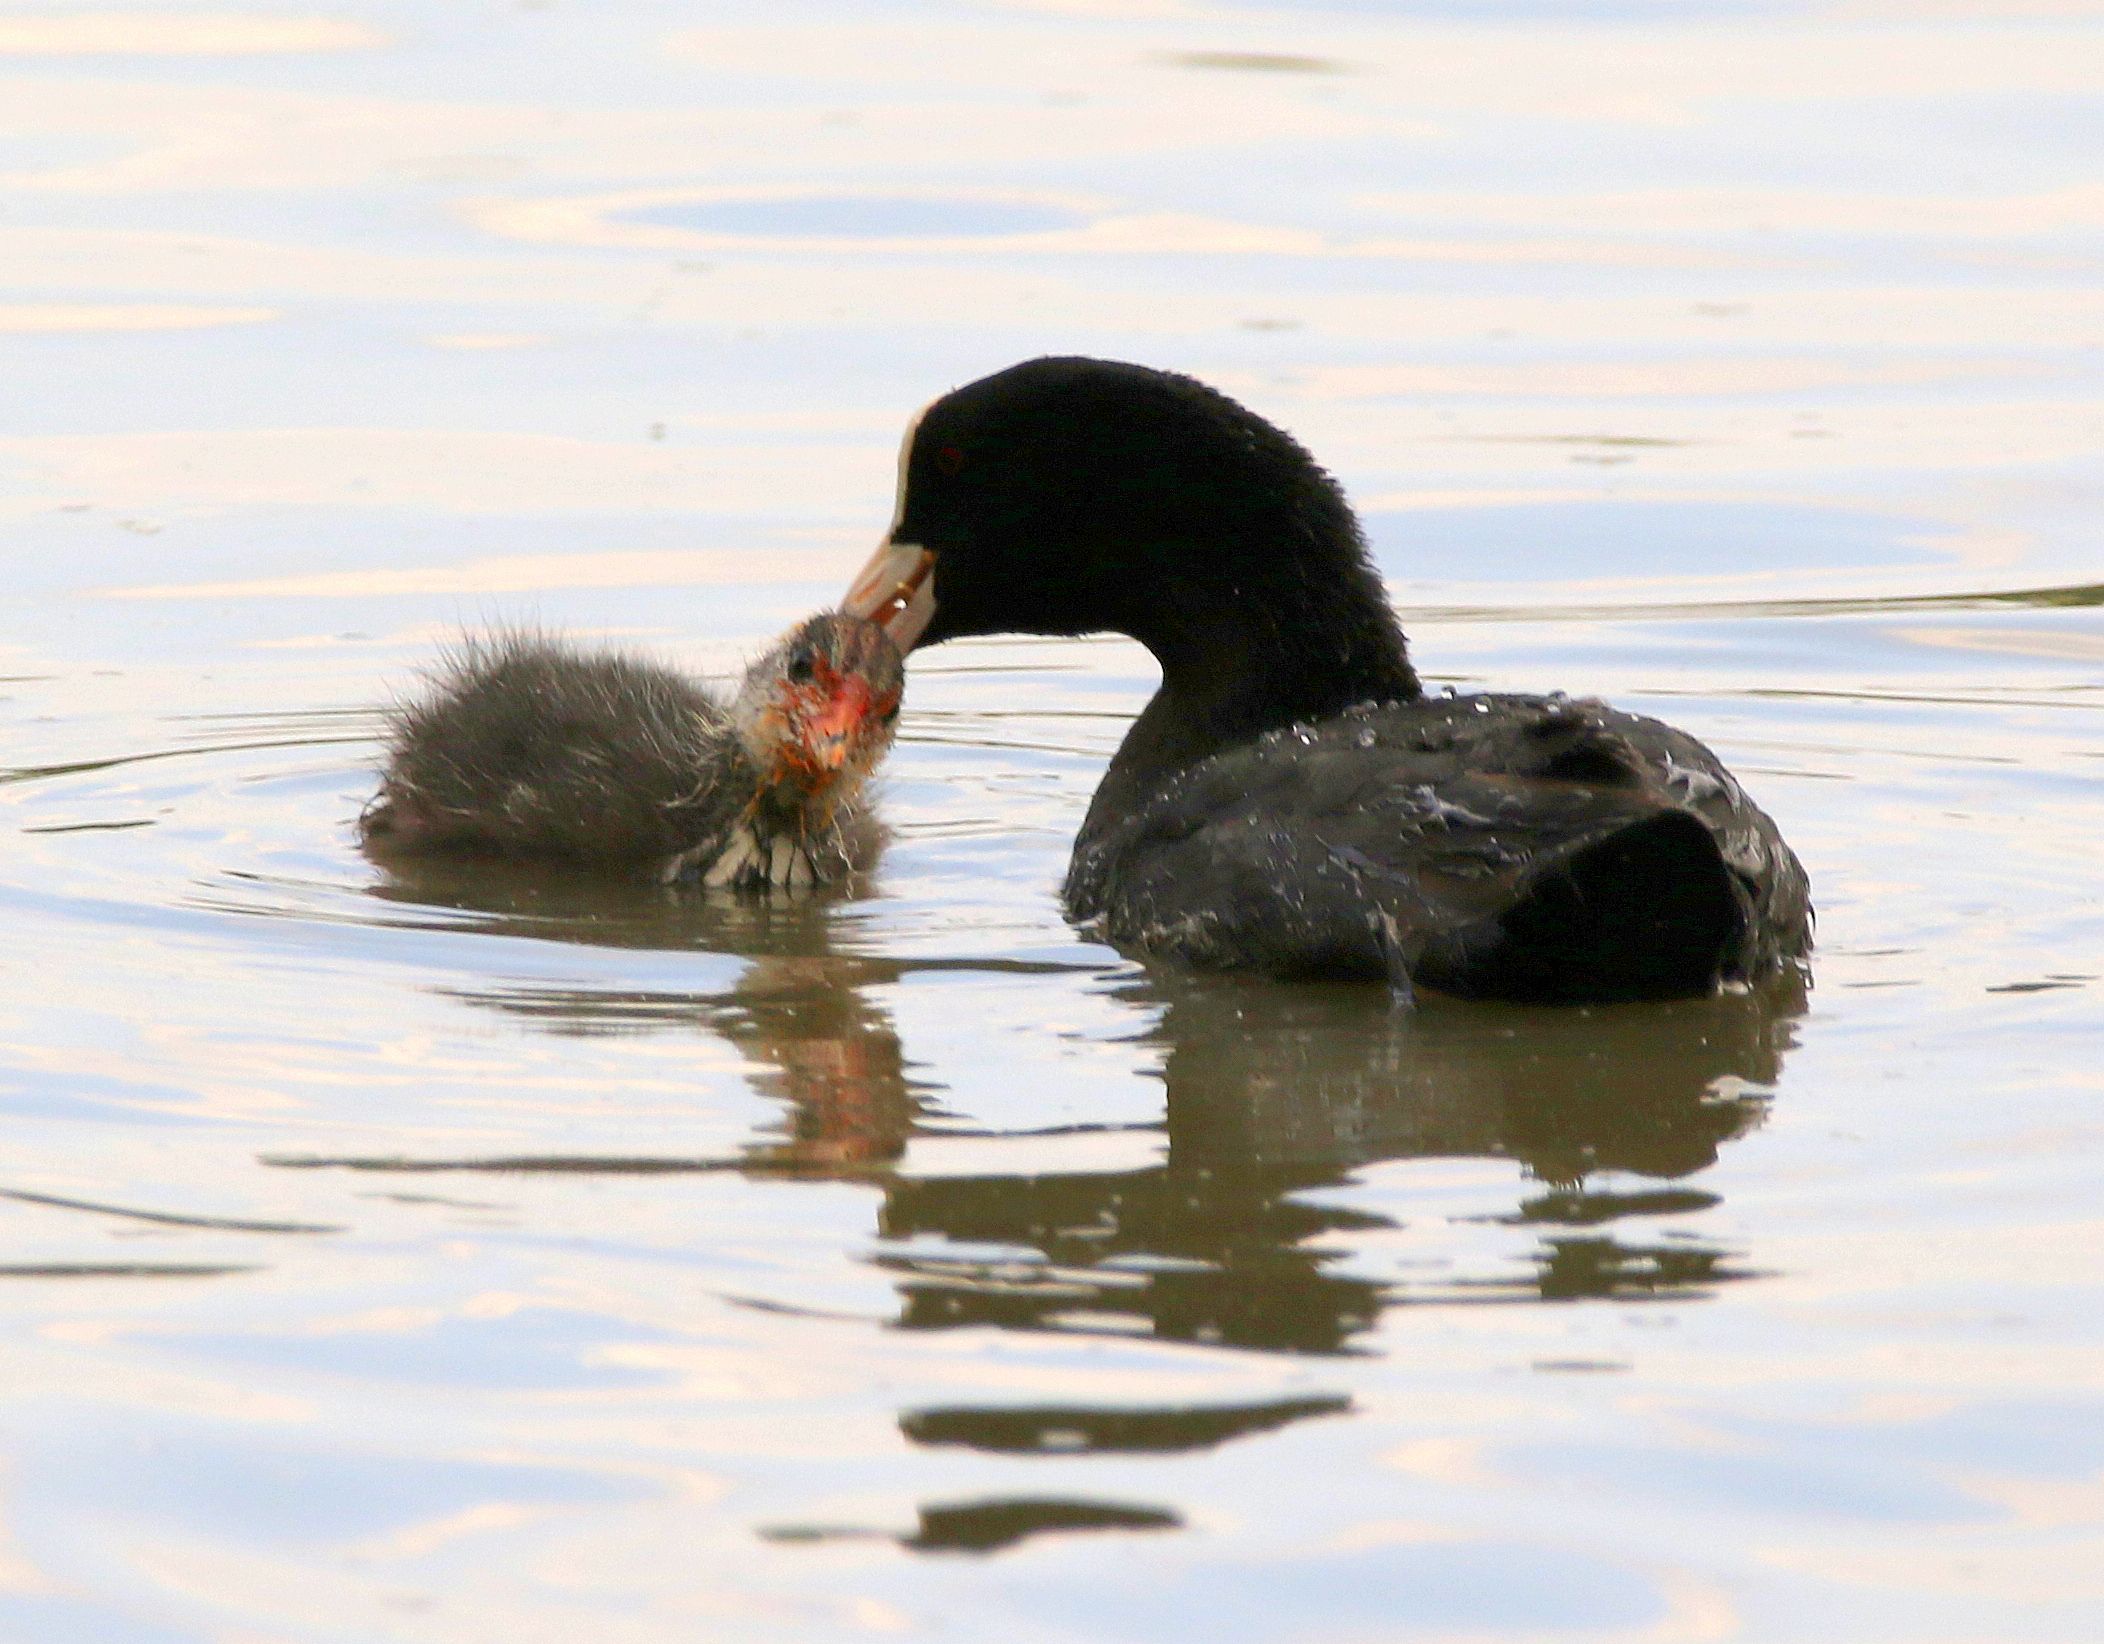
left=385, top=916, right=928, bottom=1176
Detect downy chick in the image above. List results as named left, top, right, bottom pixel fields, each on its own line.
left=360, top=612, right=903, bottom=890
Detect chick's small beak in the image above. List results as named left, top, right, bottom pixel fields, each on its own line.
left=843, top=540, right=936, bottom=651
left=802, top=691, right=867, bottom=774
left=781, top=675, right=891, bottom=789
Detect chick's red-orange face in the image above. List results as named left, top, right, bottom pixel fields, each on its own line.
left=766, top=622, right=904, bottom=795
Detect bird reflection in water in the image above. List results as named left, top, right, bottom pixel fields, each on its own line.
left=880, top=973, right=1800, bottom=1356
left=358, top=853, right=927, bottom=1171
left=335, top=859, right=1803, bottom=1496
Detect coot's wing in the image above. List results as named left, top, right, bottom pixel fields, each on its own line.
left=1067, top=696, right=1810, bottom=1002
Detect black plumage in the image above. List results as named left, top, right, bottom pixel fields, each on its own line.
left=845, top=356, right=1810, bottom=1002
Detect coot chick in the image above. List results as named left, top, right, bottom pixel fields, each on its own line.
left=843, top=356, right=1810, bottom=1003
left=361, top=613, right=903, bottom=890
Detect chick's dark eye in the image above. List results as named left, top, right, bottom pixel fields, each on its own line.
left=786, top=652, right=815, bottom=683
left=933, top=444, right=966, bottom=477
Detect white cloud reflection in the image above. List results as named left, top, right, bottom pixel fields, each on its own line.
left=0, top=15, right=378, bottom=57
left=0, top=302, right=275, bottom=333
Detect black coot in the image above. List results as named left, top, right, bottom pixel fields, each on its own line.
left=842, top=356, right=1809, bottom=1002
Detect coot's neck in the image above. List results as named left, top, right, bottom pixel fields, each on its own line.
left=1090, top=534, right=1421, bottom=823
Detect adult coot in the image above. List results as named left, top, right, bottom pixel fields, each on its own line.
left=843, top=357, right=1810, bottom=1002
left=361, top=612, right=902, bottom=890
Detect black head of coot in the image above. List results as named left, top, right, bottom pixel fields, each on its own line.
left=882, top=357, right=1419, bottom=712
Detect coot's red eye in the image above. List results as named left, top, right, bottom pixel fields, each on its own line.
left=934, top=444, right=966, bottom=476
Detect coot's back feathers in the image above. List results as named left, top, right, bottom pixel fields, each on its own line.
left=1065, top=694, right=1807, bottom=1003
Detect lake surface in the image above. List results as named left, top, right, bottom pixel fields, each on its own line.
left=2, top=2, right=2101, bottom=1639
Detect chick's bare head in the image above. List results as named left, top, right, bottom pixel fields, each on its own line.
left=733, top=612, right=905, bottom=809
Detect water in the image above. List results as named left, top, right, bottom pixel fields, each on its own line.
left=2, top=2, right=2101, bottom=1639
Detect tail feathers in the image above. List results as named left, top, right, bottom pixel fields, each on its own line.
left=1417, top=809, right=1747, bottom=1003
